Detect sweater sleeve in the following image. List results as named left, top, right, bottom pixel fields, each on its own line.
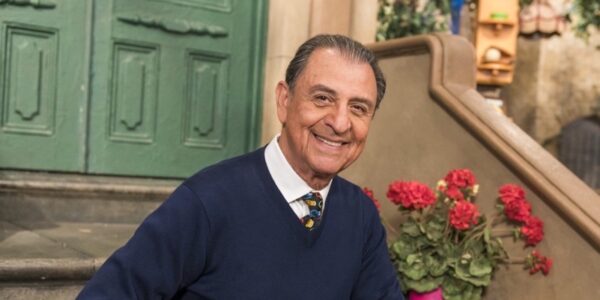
left=77, top=184, right=209, bottom=300
left=351, top=195, right=405, bottom=300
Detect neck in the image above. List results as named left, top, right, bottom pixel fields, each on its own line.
left=303, top=174, right=332, bottom=191
left=276, top=136, right=334, bottom=190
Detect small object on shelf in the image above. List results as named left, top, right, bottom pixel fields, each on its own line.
left=484, top=47, right=502, bottom=62
left=490, top=12, right=508, bottom=20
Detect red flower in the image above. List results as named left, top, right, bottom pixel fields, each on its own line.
left=521, top=216, right=544, bottom=246
left=528, top=250, right=552, bottom=275
left=449, top=200, right=480, bottom=230
left=504, top=198, right=531, bottom=223
left=444, top=186, right=465, bottom=201
left=387, top=181, right=436, bottom=209
left=498, top=184, right=525, bottom=205
left=444, top=169, right=477, bottom=190
left=363, top=187, right=381, bottom=212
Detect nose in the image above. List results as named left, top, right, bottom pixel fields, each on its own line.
left=325, top=104, right=351, bottom=134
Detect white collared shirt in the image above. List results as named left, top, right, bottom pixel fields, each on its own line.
left=264, top=135, right=331, bottom=219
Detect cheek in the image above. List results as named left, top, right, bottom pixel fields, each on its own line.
left=353, top=120, right=371, bottom=142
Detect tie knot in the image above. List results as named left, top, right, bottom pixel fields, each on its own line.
left=301, top=192, right=323, bottom=230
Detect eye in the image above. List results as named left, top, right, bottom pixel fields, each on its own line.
left=350, top=103, right=369, bottom=116
left=313, top=95, right=332, bottom=105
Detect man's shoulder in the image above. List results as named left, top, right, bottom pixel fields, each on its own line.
left=183, top=147, right=266, bottom=191
left=332, top=175, right=364, bottom=197
left=332, top=175, right=379, bottom=216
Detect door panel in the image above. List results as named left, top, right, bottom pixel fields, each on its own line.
left=0, top=1, right=88, bottom=171
left=109, top=41, right=159, bottom=144
left=184, top=49, right=228, bottom=149
left=87, top=0, right=266, bottom=177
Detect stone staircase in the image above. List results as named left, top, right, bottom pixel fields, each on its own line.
left=0, top=171, right=179, bottom=299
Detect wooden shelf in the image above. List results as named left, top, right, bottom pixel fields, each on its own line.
left=478, top=62, right=513, bottom=71
left=479, top=19, right=515, bottom=31
left=478, top=63, right=514, bottom=77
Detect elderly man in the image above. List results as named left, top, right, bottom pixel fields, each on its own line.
left=78, top=34, right=403, bottom=299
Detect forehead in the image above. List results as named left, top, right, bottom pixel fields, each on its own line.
left=297, top=48, right=377, bottom=101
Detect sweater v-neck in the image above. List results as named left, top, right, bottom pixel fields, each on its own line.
left=254, top=148, right=335, bottom=247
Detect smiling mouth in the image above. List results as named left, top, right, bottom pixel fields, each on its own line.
left=313, top=133, right=347, bottom=147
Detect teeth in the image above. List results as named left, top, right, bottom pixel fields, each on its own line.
left=315, top=135, right=343, bottom=147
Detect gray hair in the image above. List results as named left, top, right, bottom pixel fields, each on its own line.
left=285, top=34, right=386, bottom=110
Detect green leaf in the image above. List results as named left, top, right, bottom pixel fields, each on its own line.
left=442, top=275, right=470, bottom=297
left=403, top=276, right=444, bottom=293
left=459, top=273, right=491, bottom=287
left=391, top=238, right=415, bottom=259
left=399, top=258, right=428, bottom=280
left=406, top=254, right=420, bottom=265
left=469, top=259, right=493, bottom=277
left=424, top=218, right=445, bottom=241
left=402, top=221, right=421, bottom=237
left=425, top=255, right=448, bottom=277
left=454, top=261, right=492, bottom=287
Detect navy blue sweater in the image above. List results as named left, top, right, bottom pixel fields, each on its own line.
left=78, top=148, right=403, bottom=299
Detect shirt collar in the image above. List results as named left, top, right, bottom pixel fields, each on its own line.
left=264, top=135, right=331, bottom=203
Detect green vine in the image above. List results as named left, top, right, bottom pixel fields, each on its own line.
left=376, top=0, right=451, bottom=41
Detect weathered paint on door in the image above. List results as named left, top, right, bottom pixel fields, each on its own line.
left=0, top=0, right=267, bottom=178
left=0, top=1, right=89, bottom=171
left=88, top=0, right=267, bottom=177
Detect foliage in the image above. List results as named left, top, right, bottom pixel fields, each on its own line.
left=572, top=0, right=600, bottom=39
left=378, top=0, right=600, bottom=42
left=376, top=0, right=451, bottom=41
left=368, top=169, right=552, bottom=299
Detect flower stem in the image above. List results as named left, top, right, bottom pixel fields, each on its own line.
left=507, top=257, right=526, bottom=264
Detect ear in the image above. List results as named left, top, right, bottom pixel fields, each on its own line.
left=275, top=80, right=290, bottom=124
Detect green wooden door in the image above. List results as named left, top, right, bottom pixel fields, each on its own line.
left=87, top=0, right=266, bottom=177
left=0, top=0, right=267, bottom=178
left=0, top=1, right=89, bottom=171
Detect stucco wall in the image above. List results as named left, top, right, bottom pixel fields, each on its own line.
left=502, top=31, right=600, bottom=145
left=342, top=36, right=600, bottom=299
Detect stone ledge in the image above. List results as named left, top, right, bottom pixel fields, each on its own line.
left=0, top=258, right=104, bottom=282
left=0, top=171, right=178, bottom=200
left=0, top=171, right=179, bottom=223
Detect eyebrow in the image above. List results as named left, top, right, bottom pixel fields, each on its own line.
left=308, top=84, right=375, bottom=110
left=308, top=84, right=336, bottom=96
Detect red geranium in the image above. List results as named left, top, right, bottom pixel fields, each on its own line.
left=449, top=200, right=480, bottom=230
left=444, top=186, right=465, bottom=201
left=363, top=187, right=381, bottom=212
left=504, top=198, right=531, bottom=223
left=444, top=169, right=477, bottom=190
left=386, top=171, right=553, bottom=298
left=387, top=181, right=436, bottom=209
left=521, top=216, right=544, bottom=246
left=528, top=250, right=552, bottom=275
left=498, top=184, right=525, bottom=205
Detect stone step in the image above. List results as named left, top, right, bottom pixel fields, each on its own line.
left=0, top=171, right=180, bottom=299
left=0, top=171, right=178, bottom=223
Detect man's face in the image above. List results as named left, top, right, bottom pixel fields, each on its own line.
left=276, top=48, right=378, bottom=187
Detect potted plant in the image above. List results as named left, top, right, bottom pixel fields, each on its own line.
left=364, top=169, right=552, bottom=300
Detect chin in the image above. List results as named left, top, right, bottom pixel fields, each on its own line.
left=309, top=162, right=346, bottom=178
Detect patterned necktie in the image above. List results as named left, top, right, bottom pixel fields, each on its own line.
left=300, top=191, right=323, bottom=231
